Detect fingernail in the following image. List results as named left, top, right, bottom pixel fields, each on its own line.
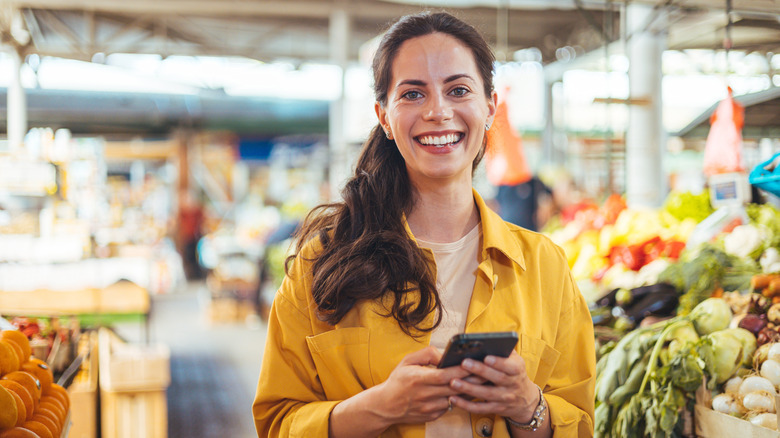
left=484, top=356, right=496, bottom=365
left=462, top=359, right=475, bottom=369
left=452, top=379, right=462, bottom=389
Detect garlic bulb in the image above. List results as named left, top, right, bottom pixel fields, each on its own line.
left=749, top=413, right=778, bottom=430
left=723, top=376, right=743, bottom=394
left=768, top=343, right=780, bottom=362
left=761, top=359, right=780, bottom=387
left=739, top=376, right=777, bottom=398
left=743, top=391, right=776, bottom=413
left=712, top=393, right=746, bottom=416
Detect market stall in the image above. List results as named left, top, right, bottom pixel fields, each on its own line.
left=546, top=164, right=780, bottom=435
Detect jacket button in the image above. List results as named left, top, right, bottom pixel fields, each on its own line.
left=476, top=417, right=493, bottom=437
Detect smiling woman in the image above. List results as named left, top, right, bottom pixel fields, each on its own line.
left=252, top=11, right=596, bottom=438
left=376, top=32, right=496, bottom=189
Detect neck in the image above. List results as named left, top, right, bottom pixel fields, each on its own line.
left=406, top=183, right=479, bottom=243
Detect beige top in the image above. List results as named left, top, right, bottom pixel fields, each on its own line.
left=416, top=223, right=481, bottom=438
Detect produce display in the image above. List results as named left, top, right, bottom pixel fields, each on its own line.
left=594, top=298, right=755, bottom=437
left=556, top=190, right=780, bottom=437
left=4, top=317, right=79, bottom=377
left=0, top=328, right=70, bottom=438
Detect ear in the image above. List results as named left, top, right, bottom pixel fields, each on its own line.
left=486, top=90, right=498, bottom=127
left=374, top=101, right=392, bottom=139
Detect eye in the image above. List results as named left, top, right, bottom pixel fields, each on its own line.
left=401, top=90, right=423, bottom=100
left=450, top=86, right=470, bottom=97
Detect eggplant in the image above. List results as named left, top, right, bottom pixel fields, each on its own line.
left=597, top=283, right=678, bottom=308
left=620, top=290, right=679, bottom=324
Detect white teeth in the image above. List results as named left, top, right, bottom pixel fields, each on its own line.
left=418, top=134, right=461, bottom=146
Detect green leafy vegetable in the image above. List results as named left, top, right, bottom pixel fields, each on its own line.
left=746, top=203, right=780, bottom=249
left=663, top=190, right=714, bottom=223
left=658, top=244, right=759, bottom=315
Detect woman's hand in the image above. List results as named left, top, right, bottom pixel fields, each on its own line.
left=446, top=350, right=540, bottom=424
left=377, top=346, right=473, bottom=423
left=330, top=346, right=472, bottom=437
left=375, top=346, right=473, bottom=425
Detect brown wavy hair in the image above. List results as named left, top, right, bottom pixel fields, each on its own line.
left=289, top=12, right=496, bottom=335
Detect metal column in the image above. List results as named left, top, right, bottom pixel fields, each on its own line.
left=328, top=7, right=349, bottom=201
left=625, top=4, right=666, bottom=208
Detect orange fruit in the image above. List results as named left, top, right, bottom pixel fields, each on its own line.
left=2, top=341, right=25, bottom=368
left=1, top=331, right=31, bottom=364
left=45, top=384, right=69, bottom=412
left=30, top=414, right=58, bottom=438
left=0, top=340, right=20, bottom=375
left=0, top=428, right=40, bottom=438
left=2, top=372, right=41, bottom=403
left=0, top=380, right=34, bottom=420
left=0, top=385, right=19, bottom=429
left=37, top=400, right=65, bottom=427
left=40, top=396, right=66, bottom=419
left=7, top=389, right=27, bottom=427
left=20, top=360, right=52, bottom=396
left=21, top=422, right=51, bottom=438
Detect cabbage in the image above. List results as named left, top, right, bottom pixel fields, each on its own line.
left=667, top=322, right=699, bottom=358
left=690, top=298, right=732, bottom=336
left=720, top=327, right=758, bottom=367
left=703, top=330, right=744, bottom=384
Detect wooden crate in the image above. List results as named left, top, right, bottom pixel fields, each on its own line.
left=695, top=382, right=780, bottom=437
left=98, top=328, right=169, bottom=392
left=100, top=388, right=167, bottom=438
left=67, top=331, right=99, bottom=438
left=0, top=280, right=149, bottom=316
left=0, top=288, right=99, bottom=314
left=206, top=296, right=257, bottom=324
left=98, top=328, right=169, bottom=438
left=694, top=404, right=780, bottom=437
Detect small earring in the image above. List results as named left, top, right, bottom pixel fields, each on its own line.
left=385, top=131, right=392, bottom=140
left=485, top=123, right=491, bottom=131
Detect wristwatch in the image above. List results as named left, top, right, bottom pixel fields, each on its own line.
left=505, top=385, right=547, bottom=432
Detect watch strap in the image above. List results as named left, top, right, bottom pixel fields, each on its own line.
left=505, top=384, right=547, bottom=431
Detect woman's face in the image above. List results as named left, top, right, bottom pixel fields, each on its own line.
left=376, top=32, right=496, bottom=189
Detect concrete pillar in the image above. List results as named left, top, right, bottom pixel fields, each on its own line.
left=625, top=4, right=666, bottom=208
left=328, top=7, right=349, bottom=201
left=542, top=79, right=567, bottom=167
left=8, top=46, right=27, bottom=151
left=542, top=79, right=555, bottom=165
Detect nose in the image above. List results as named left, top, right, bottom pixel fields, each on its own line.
left=423, top=94, right=453, bottom=122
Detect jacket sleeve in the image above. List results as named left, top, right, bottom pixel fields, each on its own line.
left=252, top=254, right=339, bottom=438
left=546, top=271, right=596, bottom=437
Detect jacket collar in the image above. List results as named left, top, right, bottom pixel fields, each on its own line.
left=472, top=188, right=527, bottom=271
left=400, top=189, right=527, bottom=271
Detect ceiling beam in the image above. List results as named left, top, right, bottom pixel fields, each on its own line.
left=11, top=0, right=423, bottom=20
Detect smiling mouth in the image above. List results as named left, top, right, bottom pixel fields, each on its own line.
left=415, top=133, right=464, bottom=147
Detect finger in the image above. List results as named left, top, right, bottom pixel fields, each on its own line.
left=462, top=375, right=487, bottom=385
left=483, top=351, right=524, bottom=376
left=448, top=395, right=504, bottom=415
left=401, top=345, right=444, bottom=367
left=460, top=358, right=508, bottom=385
left=450, top=376, right=517, bottom=402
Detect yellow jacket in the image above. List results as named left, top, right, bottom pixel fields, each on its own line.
left=253, top=190, right=595, bottom=437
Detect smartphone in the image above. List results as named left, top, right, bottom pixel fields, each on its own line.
left=437, top=331, right=518, bottom=368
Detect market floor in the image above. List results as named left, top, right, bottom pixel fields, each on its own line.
left=116, top=281, right=268, bottom=438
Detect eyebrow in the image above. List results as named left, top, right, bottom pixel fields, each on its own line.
left=397, top=74, right=476, bottom=88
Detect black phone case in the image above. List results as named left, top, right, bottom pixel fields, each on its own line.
left=437, top=331, right=518, bottom=368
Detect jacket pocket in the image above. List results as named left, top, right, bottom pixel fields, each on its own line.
left=519, top=333, right=561, bottom=389
left=306, top=327, right=372, bottom=400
